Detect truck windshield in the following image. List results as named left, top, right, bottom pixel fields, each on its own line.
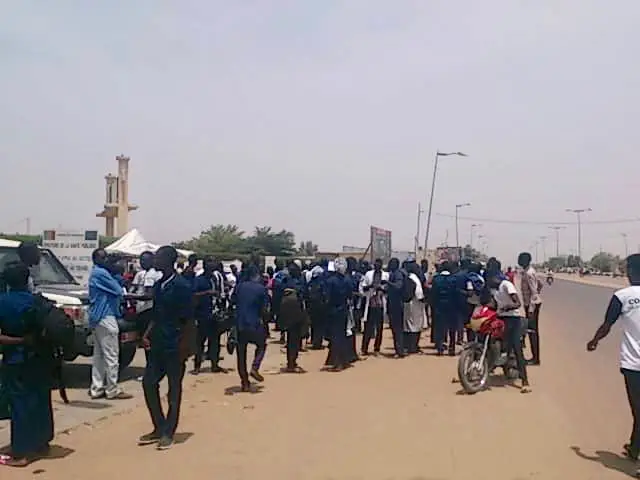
left=0, top=247, right=78, bottom=286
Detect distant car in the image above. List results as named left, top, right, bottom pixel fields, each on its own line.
left=0, top=238, right=141, bottom=370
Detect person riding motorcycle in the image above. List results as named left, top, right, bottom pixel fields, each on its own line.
left=546, top=269, right=554, bottom=285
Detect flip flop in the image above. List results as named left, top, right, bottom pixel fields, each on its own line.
left=0, top=455, right=29, bottom=467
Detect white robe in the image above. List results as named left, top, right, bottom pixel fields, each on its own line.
left=403, top=273, right=426, bottom=333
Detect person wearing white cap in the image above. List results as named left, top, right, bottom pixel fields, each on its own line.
left=324, top=257, right=353, bottom=371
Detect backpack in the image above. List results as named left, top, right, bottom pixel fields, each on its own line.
left=279, top=289, right=305, bottom=330
left=308, top=277, right=326, bottom=307
left=28, top=294, right=76, bottom=354
left=401, top=273, right=416, bottom=303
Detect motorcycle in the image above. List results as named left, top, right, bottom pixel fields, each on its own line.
left=457, top=305, right=519, bottom=394
left=546, top=275, right=554, bottom=286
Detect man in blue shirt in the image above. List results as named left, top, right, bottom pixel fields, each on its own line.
left=232, top=264, right=268, bottom=392
left=88, top=248, right=131, bottom=400
left=139, top=246, right=193, bottom=450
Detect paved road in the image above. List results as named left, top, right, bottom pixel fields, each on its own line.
left=3, top=279, right=640, bottom=479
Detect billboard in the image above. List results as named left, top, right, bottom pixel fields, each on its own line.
left=370, top=226, right=392, bottom=263
left=42, top=230, right=99, bottom=287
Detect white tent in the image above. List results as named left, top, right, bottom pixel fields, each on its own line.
left=105, top=228, right=194, bottom=258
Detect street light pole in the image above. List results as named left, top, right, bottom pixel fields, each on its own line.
left=470, top=223, right=482, bottom=249
left=539, top=236, right=548, bottom=264
left=414, top=202, right=424, bottom=258
left=566, top=208, right=592, bottom=264
left=455, top=202, right=471, bottom=247
left=423, top=151, right=468, bottom=255
left=549, top=226, right=565, bottom=257
left=622, top=233, right=629, bottom=258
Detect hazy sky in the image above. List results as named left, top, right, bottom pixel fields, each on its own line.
left=2, top=1, right=640, bottom=263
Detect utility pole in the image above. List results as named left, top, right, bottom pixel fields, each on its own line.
left=470, top=223, right=482, bottom=250
left=423, top=151, right=468, bottom=255
left=25, top=217, right=31, bottom=235
left=622, top=233, right=629, bottom=258
left=566, top=208, right=592, bottom=264
left=539, top=236, right=548, bottom=264
left=548, top=226, right=565, bottom=257
left=455, top=202, right=471, bottom=248
left=414, top=202, right=424, bottom=258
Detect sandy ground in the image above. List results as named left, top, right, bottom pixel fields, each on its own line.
left=2, top=279, right=639, bottom=479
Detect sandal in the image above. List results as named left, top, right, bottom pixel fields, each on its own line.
left=0, top=455, right=30, bottom=467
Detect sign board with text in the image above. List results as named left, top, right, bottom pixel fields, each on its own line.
left=42, top=230, right=99, bottom=287
left=370, top=226, right=392, bottom=264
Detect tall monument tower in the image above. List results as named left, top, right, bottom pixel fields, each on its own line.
left=96, top=155, right=138, bottom=237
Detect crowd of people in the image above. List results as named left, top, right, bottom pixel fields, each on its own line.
left=0, top=243, right=547, bottom=466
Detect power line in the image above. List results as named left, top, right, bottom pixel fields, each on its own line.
left=433, top=213, right=640, bottom=226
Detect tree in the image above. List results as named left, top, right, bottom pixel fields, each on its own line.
left=245, top=226, right=296, bottom=257
left=174, top=224, right=300, bottom=257
left=590, top=252, right=617, bottom=273
left=175, top=224, right=246, bottom=255
left=298, top=240, right=319, bottom=256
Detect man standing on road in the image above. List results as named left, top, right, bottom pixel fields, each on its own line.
left=88, top=248, right=132, bottom=400
left=139, top=246, right=193, bottom=450
left=360, top=258, right=388, bottom=356
left=192, top=257, right=226, bottom=375
left=130, top=251, right=162, bottom=381
left=518, top=252, right=543, bottom=365
left=232, top=264, right=268, bottom=392
left=587, top=254, right=640, bottom=465
left=386, top=258, right=406, bottom=358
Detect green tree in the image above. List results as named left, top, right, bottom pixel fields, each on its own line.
left=246, top=226, right=296, bottom=256
left=175, top=224, right=246, bottom=255
left=298, top=240, right=319, bottom=256
left=0, top=233, right=42, bottom=245
left=590, top=252, right=617, bottom=272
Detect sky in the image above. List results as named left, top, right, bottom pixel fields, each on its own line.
left=2, top=0, right=640, bottom=263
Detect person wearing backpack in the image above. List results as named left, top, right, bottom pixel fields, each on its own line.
left=278, top=262, right=307, bottom=373
left=386, top=258, right=406, bottom=358
left=0, top=262, right=54, bottom=467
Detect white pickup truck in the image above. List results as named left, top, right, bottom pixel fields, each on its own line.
left=0, top=238, right=141, bottom=370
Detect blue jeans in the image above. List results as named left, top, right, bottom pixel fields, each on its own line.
left=500, top=316, right=529, bottom=384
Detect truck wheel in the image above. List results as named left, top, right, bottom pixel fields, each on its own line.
left=119, top=344, right=138, bottom=372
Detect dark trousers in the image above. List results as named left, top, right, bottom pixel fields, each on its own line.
left=434, top=308, right=457, bottom=352
left=388, top=303, right=405, bottom=356
left=4, top=362, right=54, bottom=457
left=194, top=318, right=221, bottom=370
left=524, top=303, right=541, bottom=363
left=309, top=306, right=327, bottom=348
left=404, top=331, right=421, bottom=354
left=286, top=323, right=303, bottom=368
left=143, top=351, right=186, bottom=438
left=623, top=368, right=640, bottom=457
left=236, top=327, right=267, bottom=384
left=361, top=307, right=384, bottom=353
left=502, top=316, right=529, bottom=384
left=326, top=311, right=349, bottom=367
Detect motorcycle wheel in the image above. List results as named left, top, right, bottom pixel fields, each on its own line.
left=457, top=347, right=490, bottom=394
